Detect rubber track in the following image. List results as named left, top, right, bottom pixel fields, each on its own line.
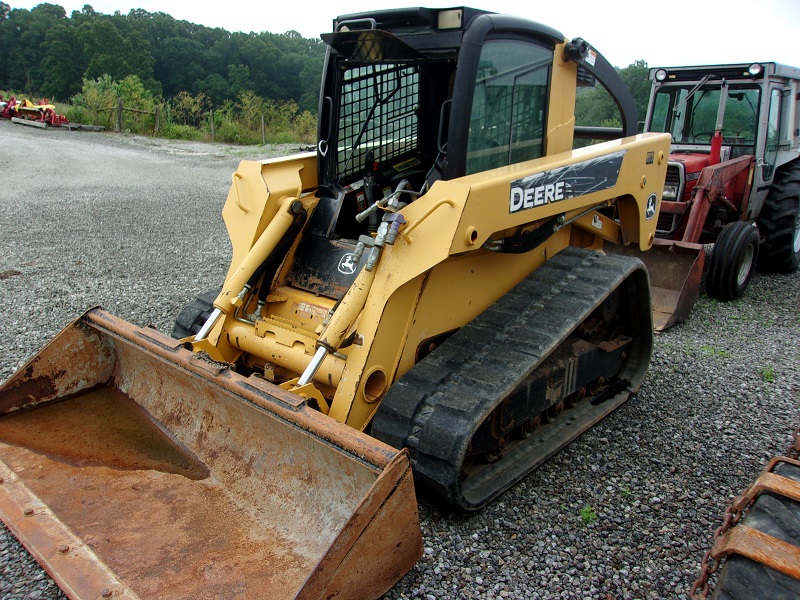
left=372, top=246, right=652, bottom=509
left=172, top=288, right=220, bottom=339
left=712, top=462, right=800, bottom=599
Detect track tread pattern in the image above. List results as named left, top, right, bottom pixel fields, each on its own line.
left=372, top=247, right=652, bottom=509
left=171, top=288, right=220, bottom=339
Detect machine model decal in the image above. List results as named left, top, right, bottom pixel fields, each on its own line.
left=645, top=193, right=657, bottom=220
left=509, top=150, right=626, bottom=214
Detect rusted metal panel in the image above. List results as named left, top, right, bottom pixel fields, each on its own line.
left=297, top=452, right=423, bottom=599
left=604, top=240, right=704, bottom=331
left=712, top=525, right=800, bottom=581
left=681, top=155, right=755, bottom=243
left=0, top=461, right=140, bottom=600
left=0, top=309, right=422, bottom=599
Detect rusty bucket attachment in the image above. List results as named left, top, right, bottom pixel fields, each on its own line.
left=0, top=309, right=421, bottom=600
left=605, top=239, right=705, bottom=331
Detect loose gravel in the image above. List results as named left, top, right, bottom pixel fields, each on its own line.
left=0, top=120, right=798, bottom=599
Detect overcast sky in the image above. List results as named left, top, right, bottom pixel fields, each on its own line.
left=8, top=0, right=800, bottom=68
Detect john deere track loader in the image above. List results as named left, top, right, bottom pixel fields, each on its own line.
left=0, top=7, right=670, bottom=598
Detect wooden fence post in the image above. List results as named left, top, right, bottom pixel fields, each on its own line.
left=154, top=105, right=160, bottom=136
left=210, top=109, right=215, bottom=141
left=115, top=98, right=123, bottom=133
left=261, top=113, right=266, bottom=145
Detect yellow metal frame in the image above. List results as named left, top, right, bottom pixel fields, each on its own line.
left=191, top=48, right=671, bottom=431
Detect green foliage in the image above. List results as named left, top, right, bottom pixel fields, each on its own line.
left=1, top=3, right=647, bottom=149
left=0, top=3, right=324, bottom=112
left=170, top=91, right=210, bottom=127
left=759, top=366, right=776, bottom=383
left=700, top=345, right=732, bottom=358
left=210, top=91, right=317, bottom=144
left=158, top=121, right=203, bottom=141
left=575, top=60, right=650, bottom=130
left=580, top=504, right=598, bottom=524
left=70, top=74, right=157, bottom=133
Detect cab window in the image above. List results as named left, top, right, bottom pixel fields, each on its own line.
left=465, top=40, right=551, bottom=174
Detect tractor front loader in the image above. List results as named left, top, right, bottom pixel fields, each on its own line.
left=0, top=7, right=670, bottom=598
left=635, top=62, right=800, bottom=330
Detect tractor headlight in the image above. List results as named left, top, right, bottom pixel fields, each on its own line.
left=655, top=69, right=668, bottom=81
left=748, top=63, right=762, bottom=76
left=662, top=185, right=678, bottom=200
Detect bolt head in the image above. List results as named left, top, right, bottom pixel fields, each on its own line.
left=58, top=544, right=70, bottom=554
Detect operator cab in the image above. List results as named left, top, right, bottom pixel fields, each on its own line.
left=647, top=66, right=763, bottom=162
left=288, top=7, right=565, bottom=298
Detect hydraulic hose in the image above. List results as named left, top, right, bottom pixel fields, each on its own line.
left=253, top=208, right=307, bottom=302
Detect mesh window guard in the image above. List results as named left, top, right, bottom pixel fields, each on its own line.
left=337, top=64, right=420, bottom=181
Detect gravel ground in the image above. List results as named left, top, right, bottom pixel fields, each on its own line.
left=0, top=119, right=798, bottom=599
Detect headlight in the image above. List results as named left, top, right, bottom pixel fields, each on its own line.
left=662, top=185, right=678, bottom=200
left=655, top=69, right=668, bottom=81
left=748, top=63, right=762, bottom=76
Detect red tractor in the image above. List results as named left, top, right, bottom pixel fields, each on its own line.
left=637, top=62, right=800, bottom=329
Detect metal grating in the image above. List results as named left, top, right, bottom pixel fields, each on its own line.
left=337, top=64, right=420, bottom=181
left=657, top=163, right=684, bottom=235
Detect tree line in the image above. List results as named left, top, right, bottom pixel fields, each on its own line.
left=0, top=3, right=653, bottom=145
left=0, top=2, right=326, bottom=111
left=575, top=60, right=652, bottom=131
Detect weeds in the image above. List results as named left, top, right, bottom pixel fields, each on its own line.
left=700, top=345, right=732, bottom=358
left=580, top=504, right=598, bottom=524
left=55, top=76, right=315, bottom=145
left=759, top=366, right=776, bottom=383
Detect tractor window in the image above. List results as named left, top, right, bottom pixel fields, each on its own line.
left=465, top=40, right=551, bottom=175
left=723, top=88, right=760, bottom=156
left=336, top=63, right=420, bottom=182
left=650, top=85, right=760, bottom=156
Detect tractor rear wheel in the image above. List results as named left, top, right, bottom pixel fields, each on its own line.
left=707, top=222, right=759, bottom=301
left=710, top=462, right=800, bottom=599
left=757, top=161, right=800, bottom=273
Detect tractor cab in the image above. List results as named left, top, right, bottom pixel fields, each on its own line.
left=645, top=62, right=800, bottom=236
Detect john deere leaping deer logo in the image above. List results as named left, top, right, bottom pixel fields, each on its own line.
left=645, top=193, right=657, bottom=220
left=338, top=253, right=358, bottom=275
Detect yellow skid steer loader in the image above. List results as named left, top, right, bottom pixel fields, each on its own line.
left=0, top=7, right=670, bottom=598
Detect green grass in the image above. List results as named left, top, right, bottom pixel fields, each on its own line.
left=580, top=504, right=598, bottom=524
left=700, top=345, right=732, bottom=358
left=759, top=366, right=776, bottom=383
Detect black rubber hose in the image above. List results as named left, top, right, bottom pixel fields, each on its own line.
left=494, top=216, right=561, bottom=254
